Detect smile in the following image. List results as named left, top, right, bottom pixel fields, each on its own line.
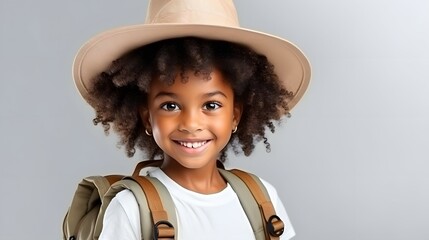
left=178, top=140, right=208, bottom=149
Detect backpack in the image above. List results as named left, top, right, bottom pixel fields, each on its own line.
left=62, top=160, right=285, bottom=240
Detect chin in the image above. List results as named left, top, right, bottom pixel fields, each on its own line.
left=173, top=157, right=215, bottom=170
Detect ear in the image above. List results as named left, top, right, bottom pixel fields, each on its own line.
left=232, top=102, right=243, bottom=128
left=139, top=106, right=152, bottom=130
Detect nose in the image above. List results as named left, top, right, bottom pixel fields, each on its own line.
left=178, top=109, right=203, bottom=133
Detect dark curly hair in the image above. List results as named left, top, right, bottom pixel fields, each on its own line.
left=88, top=37, right=293, bottom=162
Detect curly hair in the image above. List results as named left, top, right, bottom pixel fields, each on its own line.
left=88, top=37, right=293, bottom=162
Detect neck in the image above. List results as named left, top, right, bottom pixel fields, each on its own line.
left=160, top=156, right=226, bottom=194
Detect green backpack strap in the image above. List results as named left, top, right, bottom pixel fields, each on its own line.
left=147, top=176, right=177, bottom=239
left=63, top=175, right=123, bottom=240
left=219, top=169, right=285, bottom=240
left=102, top=160, right=176, bottom=240
left=129, top=176, right=176, bottom=240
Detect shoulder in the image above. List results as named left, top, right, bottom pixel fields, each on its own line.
left=114, top=188, right=137, bottom=203
left=109, top=189, right=140, bottom=223
left=99, top=190, right=140, bottom=240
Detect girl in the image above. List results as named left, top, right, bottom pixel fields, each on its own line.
left=72, top=0, right=311, bottom=239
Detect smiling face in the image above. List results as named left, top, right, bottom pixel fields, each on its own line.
left=141, top=69, right=242, bottom=171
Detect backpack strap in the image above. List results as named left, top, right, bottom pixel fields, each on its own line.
left=132, top=159, right=167, bottom=176
left=147, top=177, right=177, bottom=239
left=101, top=160, right=176, bottom=240
left=102, top=177, right=176, bottom=240
left=127, top=176, right=176, bottom=240
left=218, top=169, right=266, bottom=239
left=219, top=169, right=285, bottom=240
left=130, top=160, right=176, bottom=240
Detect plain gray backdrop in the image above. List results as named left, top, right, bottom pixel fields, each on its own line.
left=1, top=0, right=428, bottom=239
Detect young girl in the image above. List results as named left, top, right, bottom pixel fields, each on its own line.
left=72, top=1, right=310, bottom=239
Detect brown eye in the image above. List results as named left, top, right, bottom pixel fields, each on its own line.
left=161, top=102, right=180, bottom=111
left=203, top=102, right=221, bottom=111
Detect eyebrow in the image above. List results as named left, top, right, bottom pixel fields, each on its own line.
left=154, top=90, right=228, bottom=99
left=154, top=91, right=178, bottom=99
left=203, top=91, right=228, bottom=99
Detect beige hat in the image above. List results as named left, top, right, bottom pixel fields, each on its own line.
left=73, top=0, right=311, bottom=110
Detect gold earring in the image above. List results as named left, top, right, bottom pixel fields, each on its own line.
left=232, top=126, right=238, bottom=133
left=145, top=129, right=152, bottom=136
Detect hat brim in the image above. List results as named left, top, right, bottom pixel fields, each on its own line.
left=73, top=23, right=311, bottom=111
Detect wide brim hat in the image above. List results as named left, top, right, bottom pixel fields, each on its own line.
left=73, top=0, right=311, bottom=111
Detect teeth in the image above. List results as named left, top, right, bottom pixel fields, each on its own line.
left=179, top=141, right=207, bottom=148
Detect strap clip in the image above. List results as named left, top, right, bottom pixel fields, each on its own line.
left=153, top=220, right=175, bottom=240
left=267, top=215, right=285, bottom=237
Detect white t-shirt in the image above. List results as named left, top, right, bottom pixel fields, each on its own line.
left=99, top=168, right=295, bottom=240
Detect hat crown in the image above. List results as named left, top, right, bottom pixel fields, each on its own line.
left=145, top=0, right=240, bottom=27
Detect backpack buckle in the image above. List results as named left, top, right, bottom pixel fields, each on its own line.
left=267, top=215, right=285, bottom=237
left=153, top=220, right=175, bottom=240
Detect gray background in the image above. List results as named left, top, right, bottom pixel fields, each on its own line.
left=1, top=0, right=428, bottom=239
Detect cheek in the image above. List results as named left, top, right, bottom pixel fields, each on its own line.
left=150, top=119, right=170, bottom=148
left=151, top=117, right=169, bottom=133
left=212, top=110, right=234, bottom=133
left=150, top=115, right=179, bottom=139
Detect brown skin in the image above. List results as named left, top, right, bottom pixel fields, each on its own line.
left=140, top=69, right=241, bottom=193
left=89, top=37, right=293, bottom=163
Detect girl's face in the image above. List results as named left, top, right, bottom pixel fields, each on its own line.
left=141, top=69, right=242, bottom=171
